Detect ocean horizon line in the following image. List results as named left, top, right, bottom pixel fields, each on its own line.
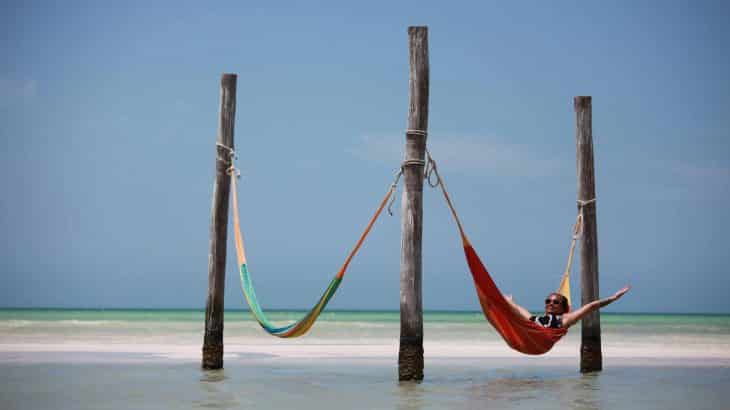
left=1, top=306, right=729, bottom=316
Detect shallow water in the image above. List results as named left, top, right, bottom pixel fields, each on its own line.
left=1, top=309, right=729, bottom=409
left=2, top=358, right=729, bottom=410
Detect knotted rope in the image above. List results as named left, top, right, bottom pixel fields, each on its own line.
left=571, top=198, right=596, bottom=239
left=387, top=168, right=404, bottom=216
left=558, top=198, right=596, bottom=304
left=387, top=130, right=441, bottom=215
left=216, top=142, right=240, bottom=177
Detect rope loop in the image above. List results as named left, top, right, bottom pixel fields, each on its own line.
left=577, top=198, right=596, bottom=207
left=571, top=213, right=584, bottom=239
left=216, top=142, right=237, bottom=160
left=424, top=149, right=441, bottom=188
left=571, top=198, right=595, bottom=239
left=217, top=143, right=240, bottom=178
left=227, top=165, right=241, bottom=178
left=387, top=169, right=404, bottom=216
left=389, top=128, right=429, bottom=216
left=405, top=129, right=428, bottom=137
left=401, top=128, right=439, bottom=185
left=398, top=150, right=440, bottom=188
left=401, top=159, right=425, bottom=168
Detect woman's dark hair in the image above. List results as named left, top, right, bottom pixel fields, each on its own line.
left=548, top=292, right=570, bottom=312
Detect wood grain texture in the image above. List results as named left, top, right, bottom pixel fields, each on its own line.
left=574, top=96, right=603, bottom=373
left=399, top=26, right=428, bottom=382
left=202, top=73, right=237, bottom=370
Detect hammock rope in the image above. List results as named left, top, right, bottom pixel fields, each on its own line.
left=557, top=198, right=595, bottom=307
left=222, top=136, right=592, bottom=351
left=228, top=154, right=401, bottom=338
left=424, top=148, right=591, bottom=354
left=387, top=168, right=404, bottom=216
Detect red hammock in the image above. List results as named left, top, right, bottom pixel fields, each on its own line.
left=429, top=152, right=568, bottom=355
left=463, top=241, right=566, bottom=355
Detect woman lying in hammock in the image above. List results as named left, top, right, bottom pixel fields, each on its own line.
left=506, top=286, right=631, bottom=329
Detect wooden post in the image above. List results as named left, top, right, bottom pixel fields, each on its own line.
left=202, top=73, right=237, bottom=370
left=574, top=96, right=602, bottom=373
left=399, top=26, right=428, bottom=382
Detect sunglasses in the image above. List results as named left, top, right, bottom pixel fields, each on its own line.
left=545, top=298, right=563, bottom=306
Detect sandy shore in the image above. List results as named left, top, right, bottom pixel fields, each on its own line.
left=2, top=337, right=729, bottom=366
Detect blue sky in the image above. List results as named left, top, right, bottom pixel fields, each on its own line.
left=1, top=1, right=728, bottom=313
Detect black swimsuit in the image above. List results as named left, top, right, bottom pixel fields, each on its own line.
left=530, top=314, right=563, bottom=329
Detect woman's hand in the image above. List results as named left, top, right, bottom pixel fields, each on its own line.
left=562, top=285, right=631, bottom=328
left=610, top=285, right=631, bottom=302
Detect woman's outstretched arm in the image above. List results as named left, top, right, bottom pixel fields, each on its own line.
left=505, top=295, right=533, bottom=321
left=562, top=286, right=631, bottom=328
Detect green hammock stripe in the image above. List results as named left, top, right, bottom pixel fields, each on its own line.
left=238, top=263, right=342, bottom=337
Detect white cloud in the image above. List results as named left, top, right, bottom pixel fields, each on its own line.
left=351, top=133, right=564, bottom=177
left=624, top=159, right=730, bottom=202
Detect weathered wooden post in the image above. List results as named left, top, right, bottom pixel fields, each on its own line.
left=202, top=73, right=237, bottom=370
left=399, top=26, right=428, bottom=381
left=574, top=96, right=602, bottom=373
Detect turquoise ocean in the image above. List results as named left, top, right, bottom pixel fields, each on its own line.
left=1, top=309, right=729, bottom=409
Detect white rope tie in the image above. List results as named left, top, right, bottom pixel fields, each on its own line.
left=577, top=198, right=596, bottom=207
left=401, top=159, right=426, bottom=168
left=215, top=142, right=236, bottom=158
left=572, top=198, right=596, bottom=239
left=405, top=129, right=427, bottom=137
left=388, top=129, right=430, bottom=215
left=215, top=143, right=239, bottom=177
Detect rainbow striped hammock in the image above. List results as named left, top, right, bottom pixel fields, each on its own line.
left=230, top=173, right=396, bottom=338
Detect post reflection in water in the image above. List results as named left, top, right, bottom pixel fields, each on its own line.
left=397, top=380, right=426, bottom=410
left=197, top=369, right=241, bottom=410
left=462, top=368, right=604, bottom=410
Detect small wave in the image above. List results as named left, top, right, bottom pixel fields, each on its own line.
left=0, top=320, right=34, bottom=328
left=57, top=320, right=116, bottom=326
